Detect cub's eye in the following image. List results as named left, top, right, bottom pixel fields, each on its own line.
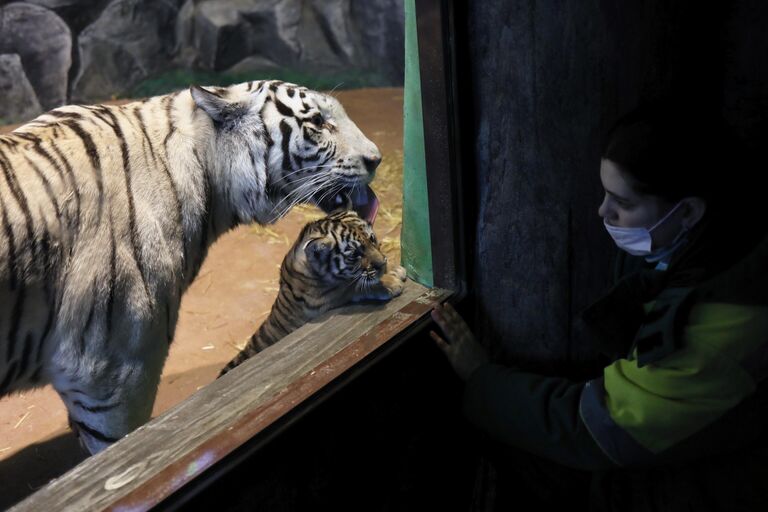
left=311, top=113, right=325, bottom=127
left=369, top=233, right=377, bottom=244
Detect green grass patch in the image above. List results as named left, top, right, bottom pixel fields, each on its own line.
left=125, top=67, right=391, bottom=99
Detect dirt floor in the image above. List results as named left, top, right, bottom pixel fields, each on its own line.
left=0, top=87, right=404, bottom=509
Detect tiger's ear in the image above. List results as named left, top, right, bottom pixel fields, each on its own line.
left=304, top=237, right=333, bottom=261
left=190, top=85, right=245, bottom=124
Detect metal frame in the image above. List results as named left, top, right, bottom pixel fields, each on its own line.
left=416, top=0, right=468, bottom=295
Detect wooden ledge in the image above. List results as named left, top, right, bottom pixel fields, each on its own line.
left=11, top=282, right=450, bottom=512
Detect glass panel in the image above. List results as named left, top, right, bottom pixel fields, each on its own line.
left=0, top=3, right=409, bottom=507
left=401, top=0, right=434, bottom=287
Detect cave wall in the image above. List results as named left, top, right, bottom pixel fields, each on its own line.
left=0, top=0, right=404, bottom=122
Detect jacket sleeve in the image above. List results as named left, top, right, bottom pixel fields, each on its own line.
left=463, top=304, right=768, bottom=470
left=462, top=364, right=616, bottom=470
left=580, top=303, right=768, bottom=467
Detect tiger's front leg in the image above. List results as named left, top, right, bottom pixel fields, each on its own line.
left=51, top=324, right=169, bottom=454
left=353, top=265, right=407, bottom=302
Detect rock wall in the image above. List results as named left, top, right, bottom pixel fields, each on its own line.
left=0, top=53, right=42, bottom=123
left=0, top=2, right=72, bottom=112
left=0, top=0, right=404, bottom=122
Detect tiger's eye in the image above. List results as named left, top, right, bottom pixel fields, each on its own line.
left=311, top=113, right=325, bottom=127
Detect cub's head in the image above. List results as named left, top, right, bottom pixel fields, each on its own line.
left=190, top=80, right=380, bottom=225
left=297, top=210, right=387, bottom=285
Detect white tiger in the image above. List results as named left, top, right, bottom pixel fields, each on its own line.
left=0, top=80, right=381, bottom=454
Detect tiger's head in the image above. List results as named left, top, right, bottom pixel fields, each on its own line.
left=296, top=210, right=387, bottom=286
left=189, top=80, right=380, bottom=225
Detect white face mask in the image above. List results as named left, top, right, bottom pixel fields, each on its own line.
left=603, top=201, right=684, bottom=256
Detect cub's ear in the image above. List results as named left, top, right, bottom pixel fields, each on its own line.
left=304, top=237, right=333, bottom=261
left=190, top=85, right=245, bottom=124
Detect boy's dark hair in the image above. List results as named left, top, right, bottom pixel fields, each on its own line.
left=602, top=99, right=732, bottom=203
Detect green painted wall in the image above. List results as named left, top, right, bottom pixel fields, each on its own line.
left=401, top=0, right=433, bottom=287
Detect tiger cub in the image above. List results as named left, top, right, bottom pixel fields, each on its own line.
left=219, top=210, right=406, bottom=376
left=0, top=80, right=382, bottom=454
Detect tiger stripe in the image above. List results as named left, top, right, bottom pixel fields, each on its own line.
left=62, top=120, right=103, bottom=211
left=0, top=150, right=37, bottom=261
left=40, top=142, right=82, bottom=231
left=23, top=155, right=62, bottom=222
left=274, top=97, right=295, bottom=118
left=0, top=186, right=19, bottom=290
left=279, top=120, right=293, bottom=171
left=46, top=110, right=84, bottom=121
left=0, top=158, right=29, bottom=364
left=134, top=107, right=183, bottom=242
left=101, top=107, right=152, bottom=304
left=162, top=94, right=176, bottom=150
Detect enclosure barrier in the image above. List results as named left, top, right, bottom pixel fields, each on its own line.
left=10, top=283, right=451, bottom=511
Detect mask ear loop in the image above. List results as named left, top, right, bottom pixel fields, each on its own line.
left=648, top=201, right=685, bottom=233
left=645, top=203, right=691, bottom=262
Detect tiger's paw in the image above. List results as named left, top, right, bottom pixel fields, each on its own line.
left=381, top=265, right=407, bottom=298
left=389, top=265, right=407, bottom=282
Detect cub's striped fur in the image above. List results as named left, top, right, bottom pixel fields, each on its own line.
left=0, top=80, right=381, bottom=454
left=219, top=210, right=406, bottom=376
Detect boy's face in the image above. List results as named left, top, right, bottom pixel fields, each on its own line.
left=597, top=159, right=686, bottom=250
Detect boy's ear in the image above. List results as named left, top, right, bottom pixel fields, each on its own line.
left=681, top=196, right=707, bottom=230
left=190, top=85, right=245, bottom=124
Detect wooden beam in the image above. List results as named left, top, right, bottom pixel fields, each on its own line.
left=10, top=283, right=450, bottom=512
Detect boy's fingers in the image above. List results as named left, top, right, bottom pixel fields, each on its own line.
left=433, top=303, right=474, bottom=341
left=431, top=311, right=448, bottom=330
left=442, top=304, right=464, bottom=324
left=442, top=303, right=459, bottom=317
left=429, top=330, right=450, bottom=350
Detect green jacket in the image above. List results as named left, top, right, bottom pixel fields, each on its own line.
left=463, top=233, right=768, bottom=472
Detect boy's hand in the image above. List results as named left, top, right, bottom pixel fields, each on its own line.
left=430, top=303, right=490, bottom=381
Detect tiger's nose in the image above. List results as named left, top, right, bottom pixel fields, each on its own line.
left=373, top=256, right=387, bottom=272
left=363, top=155, right=381, bottom=174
